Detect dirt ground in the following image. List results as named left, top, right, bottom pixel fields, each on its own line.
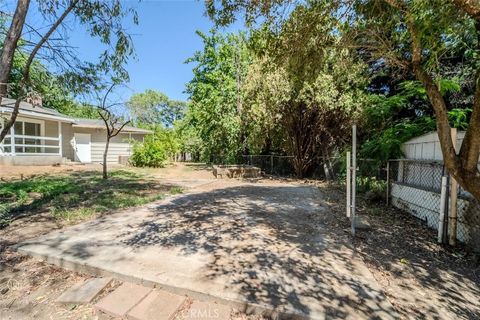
left=316, top=183, right=480, bottom=320
left=0, top=163, right=262, bottom=320
left=0, top=163, right=479, bottom=319
left=17, top=178, right=396, bottom=319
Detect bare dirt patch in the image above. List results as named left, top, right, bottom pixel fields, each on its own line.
left=316, top=182, right=480, bottom=320
left=0, top=163, right=260, bottom=320
left=0, top=250, right=94, bottom=320
left=2, top=162, right=479, bottom=319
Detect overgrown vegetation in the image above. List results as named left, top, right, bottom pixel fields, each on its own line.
left=0, top=170, right=167, bottom=228
left=171, top=0, right=480, bottom=201
left=130, top=135, right=169, bottom=167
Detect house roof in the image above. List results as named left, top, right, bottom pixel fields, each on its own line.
left=0, top=97, right=74, bottom=122
left=0, top=97, right=152, bottom=134
left=73, top=119, right=153, bottom=134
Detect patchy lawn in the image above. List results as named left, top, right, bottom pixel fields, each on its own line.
left=0, top=169, right=178, bottom=248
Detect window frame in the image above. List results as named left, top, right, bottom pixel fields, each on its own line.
left=1, top=117, right=45, bottom=154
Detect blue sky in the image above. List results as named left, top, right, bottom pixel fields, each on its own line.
left=23, top=0, right=243, bottom=102
left=117, top=1, right=234, bottom=102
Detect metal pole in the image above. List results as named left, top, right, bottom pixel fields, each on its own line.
left=270, top=155, right=274, bottom=175
left=386, top=160, right=390, bottom=206
left=346, top=151, right=351, bottom=218
left=449, top=128, right=458, bottom=246
left=351, top=124, right=357, bottom=237
left=438, top=176, right=448, bottom=244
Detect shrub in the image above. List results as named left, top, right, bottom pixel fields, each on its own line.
left=130, top=136, right=168, bottom=167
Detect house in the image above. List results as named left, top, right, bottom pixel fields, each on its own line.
left=390, top=130, right=479, bottom=244
left=0, top=98, right=152, bottom=165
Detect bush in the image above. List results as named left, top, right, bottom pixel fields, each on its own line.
left=130, top=137, right=168, bottom=167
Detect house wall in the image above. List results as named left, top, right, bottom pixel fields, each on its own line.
left=0, top=155, right=63, bottom=166
left=72, top=127, right=144, bottom=164
left=401, top=131, right=465, bottom=160
left=62, top=122, right=75, bottom=160
left=392, top=131, right=479, bottom=245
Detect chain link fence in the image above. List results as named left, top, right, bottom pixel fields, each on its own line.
left=240, top=155, right=344, bottom=178
left=240, top=155, right=295, bottom=176
left=222, top=153, right=480, bottom=250
left=349, top=158, right=480, bottom=251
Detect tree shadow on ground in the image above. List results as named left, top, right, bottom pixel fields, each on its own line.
left=117, top=184, right=396, bottom=318
left=318, top=183, right=480, bottom=319
left=0, top=170, right=169, bottom=251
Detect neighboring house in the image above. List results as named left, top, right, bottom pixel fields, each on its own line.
left=0, top=98, right=152, bottom=166
left=390, top=131, right=480, bottom=244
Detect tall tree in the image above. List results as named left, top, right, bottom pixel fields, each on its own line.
left=243, top=2, right=368, bottom=177
left=0, top=0, right=137, bottom=143
left=206, top=0, right=480, bottom=199
left=127, top=89, right=186, bottom=127
left=185, top=30, right=250, bottom=163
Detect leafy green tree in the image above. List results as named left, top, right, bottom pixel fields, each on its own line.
left=205, top=0, right=480, bottom=199
left=4, top=45, right=99, bottom=118
left=355, top=0, right=480, bottom=198
left=185, top=30, right=250, bottom=163
left=127, top=89, right=186, bottom=127
left=243, top=2, right=368, bottom=177
left=0, top=0, right=137, bottom=143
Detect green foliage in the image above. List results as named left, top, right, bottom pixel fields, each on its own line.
left=449, top=108, right=471, bottom=130
left=127, top=90, right=186, bottom=127
left=362, top=117, right=436, bottom=161
left=5, top=48, right=100, bottom=119
left=169, top=186, right=183, bottom=194
left=174, top=114, right=203, bottom=160
left=360, top=77, right=465, bottom=162
left=130, top=135, right=168, bottom=167
left=185, top=30, right=250, bottom=163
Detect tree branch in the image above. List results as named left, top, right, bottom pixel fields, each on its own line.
left=452, top=0, right=480, bottom=21
left=403, top=8, right=459, bottom=172
left=0, top=0, right=80, bottom=142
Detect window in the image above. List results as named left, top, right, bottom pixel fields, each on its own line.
left=3, top=120, right=44, bottom=154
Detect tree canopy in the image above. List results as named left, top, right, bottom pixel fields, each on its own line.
left=197, top=0, right=480, bottom=198
left=127, top=89, right=186, bottom=127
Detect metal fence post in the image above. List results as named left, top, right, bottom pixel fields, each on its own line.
left=386, top=161, right=390, bottom=206
left=346, top=151, right=351, bottom=218
left=351, top=125, right=357, bottom=237
left=438, top=176, right=448, bottom=244
left=270, top=155, right=274, bottom=175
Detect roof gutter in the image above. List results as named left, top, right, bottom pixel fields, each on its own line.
left=71, top=123, right=153, bottom=134
left=0, top=106, right=74, bottom=123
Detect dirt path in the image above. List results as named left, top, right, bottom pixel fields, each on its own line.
left=316, top=183, right=480, bottom=320
left=17, top=179, right=396, bottom=319
left=1, top=163, right=479, bottom=319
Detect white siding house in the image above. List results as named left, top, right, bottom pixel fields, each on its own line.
left=0, top=98, right=152, bottom=165
left=391, top=131, right=479, bottom=244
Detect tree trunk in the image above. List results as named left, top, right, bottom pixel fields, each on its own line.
left=406, top=10, right=480, bottom=200
left=103, top=138, right=110, bottom=179
left=0, top=0, right=30, bottom=99
left=0, top=0, right=79, bottom=143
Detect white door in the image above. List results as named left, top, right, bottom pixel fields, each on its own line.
left=74, top=133, right=91, bottom=163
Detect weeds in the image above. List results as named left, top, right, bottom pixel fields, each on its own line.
left=169, top=186, right=183, bottom=194
left=0, top=170, right=168, bottom=227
